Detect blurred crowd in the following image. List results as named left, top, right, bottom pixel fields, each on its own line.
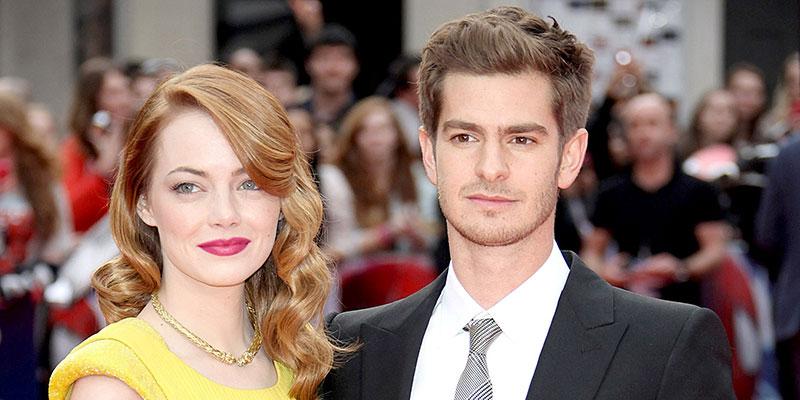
left=0, top=1, right=799, bottom=399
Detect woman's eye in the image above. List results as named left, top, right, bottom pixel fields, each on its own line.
left=240, top=180, right=260, bottom=191
left=172, top=182, right=199, bottom=194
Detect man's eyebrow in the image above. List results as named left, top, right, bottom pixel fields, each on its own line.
left=442, top=120, right=550, bottom=136
left=503, top=123, right=549, bottom=136
left=442, top=120, right=485, bottom=135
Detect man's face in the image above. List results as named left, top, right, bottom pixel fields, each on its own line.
left=419, top=72, right=586, bottom=247
left=622, top=95, right=677, bottom=163
left=306, top=45, right=358, bottom=95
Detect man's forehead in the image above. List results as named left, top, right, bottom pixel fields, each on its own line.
left=437, top=72, right=557, bottom=129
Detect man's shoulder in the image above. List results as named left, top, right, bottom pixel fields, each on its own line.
left=327, top=300, right=401, bottom=338
left=612, top=284, right=704, bottom=320
left=563, top=252, right=712, bottom=333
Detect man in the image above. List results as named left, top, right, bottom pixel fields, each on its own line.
left=582, top=93, right=731, bottom=307
left=756, top=136, right=800, bottom=399
left=302, top=24, right=359, bottom=129
left=324, top=7, right=733, bottom=400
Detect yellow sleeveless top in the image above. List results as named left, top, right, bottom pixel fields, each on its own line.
left=49, top=317, right=294, bottom=399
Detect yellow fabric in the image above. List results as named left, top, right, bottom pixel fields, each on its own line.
left=49, top=317, right=294, bottom=399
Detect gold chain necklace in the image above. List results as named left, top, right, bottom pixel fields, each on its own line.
left=150, top=293, right=263, bottom=367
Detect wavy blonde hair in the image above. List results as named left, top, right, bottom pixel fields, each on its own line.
left=92, top=64, right=333, bottom=399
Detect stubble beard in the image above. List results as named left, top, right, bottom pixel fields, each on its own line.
left=437, top=176, right=559, bottom=247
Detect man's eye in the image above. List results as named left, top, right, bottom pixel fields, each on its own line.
left=240, top=180, right=261, bottom=191
left=513, top=137, right=535, bottom=145
left=452, top=134, right=474, bottom=143
left=172, top=182, right=199, bottom=194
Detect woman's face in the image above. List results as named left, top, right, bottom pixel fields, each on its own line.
left=98, top=70, right=132, bottom=119
left=699, top=91, right=738, bottom=145
left=137, top=109, right=281, bottom=289
left=728, top=70, right=765, bottom=122
left=355, top=109, right=399, bottom=163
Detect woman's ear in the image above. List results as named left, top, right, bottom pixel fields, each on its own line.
left=137, top=195, right=156, bottom=227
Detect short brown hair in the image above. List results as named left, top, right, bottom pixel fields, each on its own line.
left=419, top=6, right=594, bottom=142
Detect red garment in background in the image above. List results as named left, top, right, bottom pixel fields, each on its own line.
left=61, top=136, right=109, bottom=233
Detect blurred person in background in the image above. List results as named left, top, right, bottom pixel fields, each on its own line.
left=319, top=97, right=439, bottom=310
left=49, top=64, right=337, bottom=400
left=378, top=54, right=423, bottom=157
left=260, top=55, right=301, bottom=108
left=287, top=0, right=323, bottom=44
left=582, top=93, right=730, bottom=307
left=682, top=89, right=740, bottom=182
left=682, top=88, right=774, bottom=399
left=761, top=52, right=800, bottom=142
left=587, top=53, right=650, bottom=182
left=227, top=47, right=264, bottom=80
left=287, top=107, right=320, bottom=178
left=302, top=24, right=359, bottom=130
left=0, top=93, right=74, bottom=399
left=27, top=102, right=61, bottom=156
left=756, top=134, right=800, bottom=400
left=128, top=57, right=182, bottom=111
left=726, top=63, right=768, bottom=146
left=62, top=57, right=132, bottom=234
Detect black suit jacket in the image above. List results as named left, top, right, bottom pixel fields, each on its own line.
left=323, top=251, right=734, bottom=399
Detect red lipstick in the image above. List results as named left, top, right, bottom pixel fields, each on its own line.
left=198, top=237, right=251, bottom=256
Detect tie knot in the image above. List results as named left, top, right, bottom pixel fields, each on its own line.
left=465, top=318, right=502, bottom=354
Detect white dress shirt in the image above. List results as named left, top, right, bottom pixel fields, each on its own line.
left=410, top=242, right=569, bottom=400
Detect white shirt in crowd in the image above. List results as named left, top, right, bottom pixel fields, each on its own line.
left=410, top=241, right=569, bottom=400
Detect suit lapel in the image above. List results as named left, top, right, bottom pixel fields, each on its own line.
left=527, top=252, right=627, bottom=400
left=360, top=272, right=447, bottom=400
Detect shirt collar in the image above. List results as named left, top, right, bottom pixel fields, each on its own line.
left=437, top=241, right=570, bottom=342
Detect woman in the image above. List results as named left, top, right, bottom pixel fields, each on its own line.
left=62, top=57, right=132, bottom=233
left=320, top=96, right=438, bottom=262
left=725, top=63, right=767, bottom=146
left=682, top=89, right=740, bottom=182
left=49, top=65, right=334, bottom=399
left=319, top=97, right=439, bottom=310
left=0, top=93, right=73, bottom=399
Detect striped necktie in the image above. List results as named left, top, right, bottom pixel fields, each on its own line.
left=454, top=318, right=503, bottom=400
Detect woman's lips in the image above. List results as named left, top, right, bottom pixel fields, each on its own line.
left=197, top=237, right=251, bottom=256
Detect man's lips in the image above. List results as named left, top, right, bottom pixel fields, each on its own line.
left=197, top=237, right=251, bottom=256
left=466, top=194, right=517, bottom=206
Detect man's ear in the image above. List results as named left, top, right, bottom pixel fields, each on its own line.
left=419, top=126, right=438, bottom=185
left=557, top=128, right=588, bottom=190
left=137, top=195, right=156, bottom=227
